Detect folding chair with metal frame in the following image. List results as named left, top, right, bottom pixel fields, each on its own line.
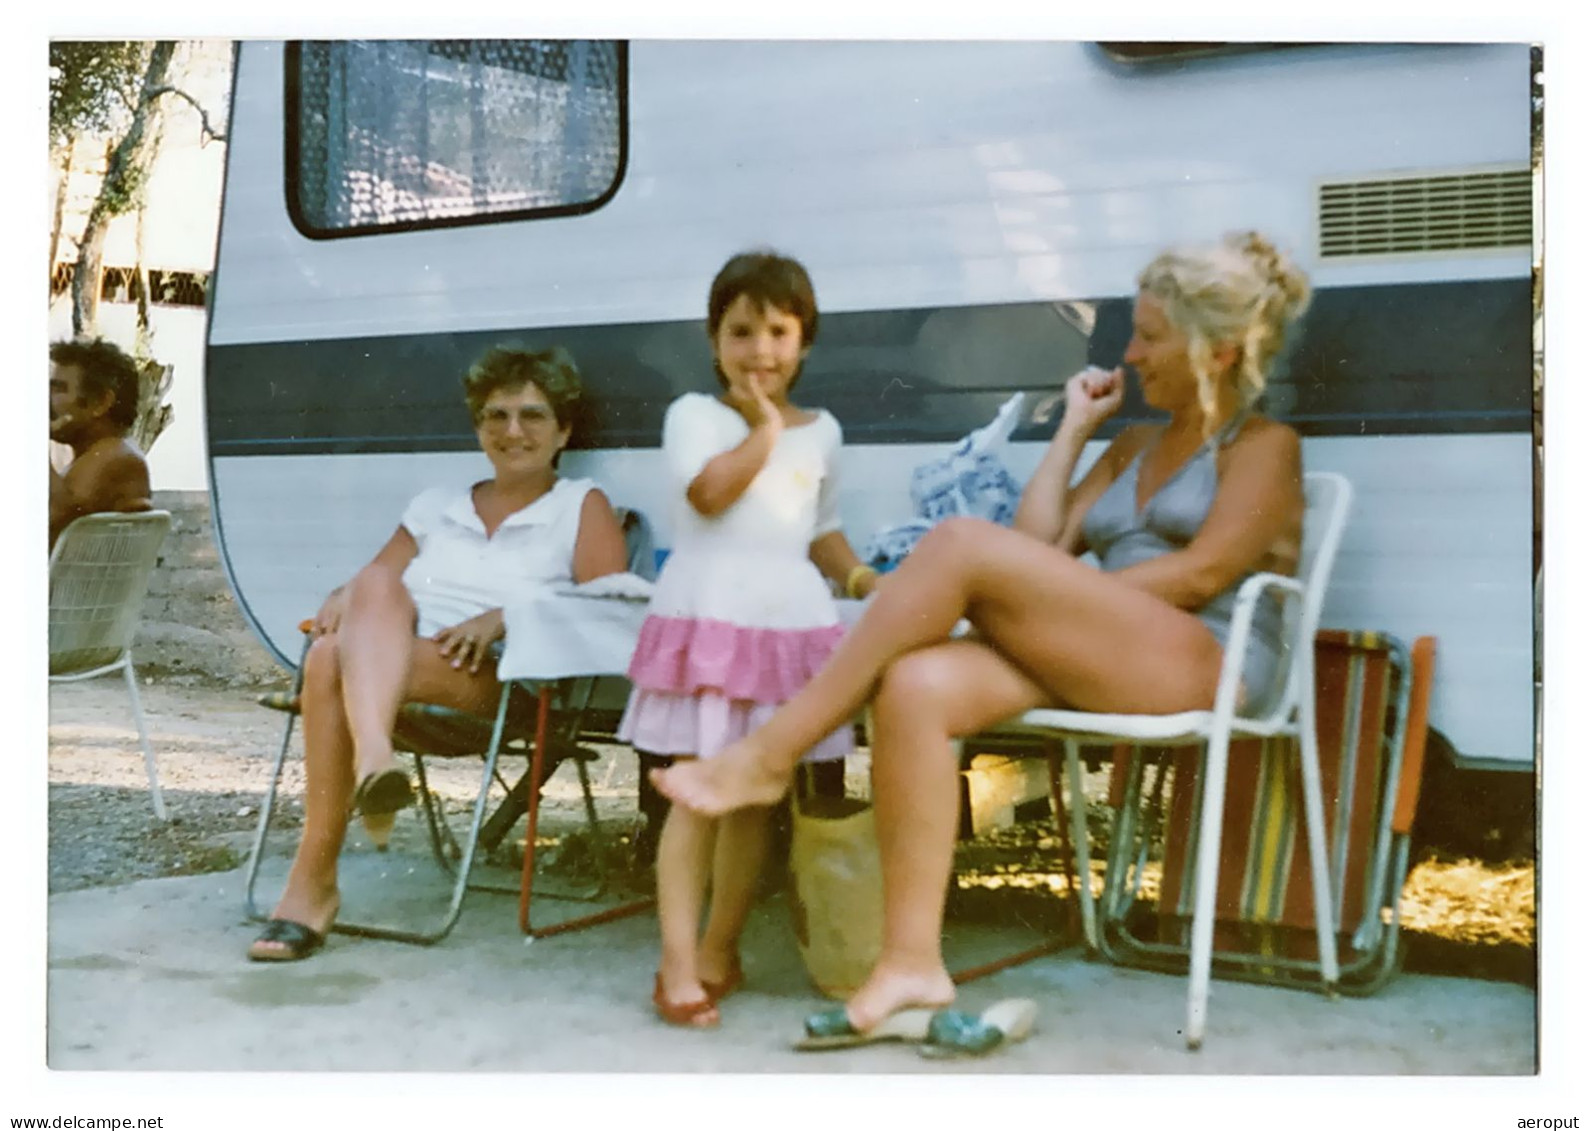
left=243, top=640, right=607, bottom=945
left=1096, top=630, right=1436, bottom=998
left=991, top=470, right=1353, bottom=1049
left=49, top=510, right=173, bottom=821
left=242, top=507, right=657, bottom=946
left=507, top=672, right=656, bottom=939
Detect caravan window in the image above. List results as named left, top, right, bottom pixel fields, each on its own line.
left=287, top=40, right=626, bottom=237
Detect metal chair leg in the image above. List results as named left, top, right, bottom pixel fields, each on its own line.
left=243, top=706, right=299, bottom=921
left=331, top=686, right=514, bottom=945
left=519, top=683, right=654, bottom=938
left=1064, top=739, right=1099, bottom=952
left=1295, top=648, right=1342, bottom=991
left=1186, top=728, right=1234, bottom=1051
left=412, top=754, right=462, bottom=865
left=121, top=659, right=167, bottom=821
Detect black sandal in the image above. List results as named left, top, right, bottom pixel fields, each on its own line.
left=247, top=918, right=327, bottom=962
left=352, top=766, right=414, bottom=818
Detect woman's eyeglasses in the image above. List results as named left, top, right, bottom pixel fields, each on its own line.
left=478, top=406, right=557, bottom=430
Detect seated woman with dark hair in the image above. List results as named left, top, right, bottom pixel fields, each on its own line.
left=248, top=345, right=629, bottom=962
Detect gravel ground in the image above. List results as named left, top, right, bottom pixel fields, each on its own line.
left=46, top=677, right=652, bottom=895
left=46, top=675, right=1536, bottom=986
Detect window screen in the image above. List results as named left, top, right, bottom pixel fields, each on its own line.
left=288, top=40, right=626, bottom=236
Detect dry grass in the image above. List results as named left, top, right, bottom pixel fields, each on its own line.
left=1399, top=855, right=1535, bottom=948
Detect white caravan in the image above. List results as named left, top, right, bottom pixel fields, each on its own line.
left=206, top=40, right=1535, bottom=773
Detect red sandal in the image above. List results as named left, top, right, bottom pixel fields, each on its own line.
left=653, top=974, right=720, bottom=1028
left=701, top=954, right=744, bottom=1004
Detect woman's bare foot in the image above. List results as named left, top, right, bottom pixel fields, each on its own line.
left=842, top=959, right=957, bottom=1033
left=650, top=738, right=791, bottom=816
left=249, top=886, right=340, bottom=960
left=361, top=810, right=396, bottom=850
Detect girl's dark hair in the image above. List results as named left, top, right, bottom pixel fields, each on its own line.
left=462, top=345, right=584, bottom=430
left=707, top=250, right=819, bottom=345
left=49, top=337, right=142, bottom=430
left=706, top=250, right=820, bottom=392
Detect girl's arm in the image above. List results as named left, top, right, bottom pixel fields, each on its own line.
left=686, top=425, right=780, bottom=517
left=683, top=382, right=783, bottom=517
left=1111, top=420, right=1303, bottom=609
left=810, top=531, right=877, bottom=598
left=807, top=411, right=877, bottom=598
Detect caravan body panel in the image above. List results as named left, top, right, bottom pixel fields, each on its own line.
left=207, top=40, right=1535, bottom=766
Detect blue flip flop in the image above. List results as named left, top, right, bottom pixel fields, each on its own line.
left=796, top=998, right=1039, bottom=1054
left=796, top=1006, right=939, bottom=1050
left=918, top=998, right=1038, bottom=1059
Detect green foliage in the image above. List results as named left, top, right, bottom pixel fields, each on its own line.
left=49, top=41, right=149, bottom=148
left=99, top=162, right=148, bottom=217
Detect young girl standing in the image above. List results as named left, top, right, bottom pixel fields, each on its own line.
left=619, top=251, right=878, bottom=1028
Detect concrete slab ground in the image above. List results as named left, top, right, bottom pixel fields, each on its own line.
left=44, top=851, right=1535, bottom=1076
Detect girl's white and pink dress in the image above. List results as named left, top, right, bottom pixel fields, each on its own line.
left=617, top=392, right=854, bottom=762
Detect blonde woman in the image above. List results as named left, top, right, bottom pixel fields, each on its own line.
left=654, top=231, right=1313, bottom=1042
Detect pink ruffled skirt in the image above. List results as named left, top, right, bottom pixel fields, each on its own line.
left=617, top=549, right=855, bottom=762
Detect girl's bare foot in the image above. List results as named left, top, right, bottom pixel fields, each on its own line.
left=650, top=738, right=791, bottom=816
left=697, top=947, right=744, bottom=1002
left=842, top=960, right=957, bottom=1033
left=653, top=967, right=720, bottom=1029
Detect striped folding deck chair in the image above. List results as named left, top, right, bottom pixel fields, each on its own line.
left=1099, top=630, right=1436, bottom=995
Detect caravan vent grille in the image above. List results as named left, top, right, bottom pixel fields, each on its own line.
left=1318, top=168, right=1531, bottom=258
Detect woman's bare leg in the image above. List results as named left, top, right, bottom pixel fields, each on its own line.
left=654, top=793, right=719, bottom=1025
left=335, top=568, right=423, bottom=780
left=840, top=639, right=1050, bottom=1031
left=252, top=634, right=356, bottom=951
left=654, top=517, right=1224, bottom=815
left=697, top=805, right=773, bottom=985
left=251, top=629, right=500, bottom=956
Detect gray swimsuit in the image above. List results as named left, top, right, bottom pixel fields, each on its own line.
left=1080, top=414, right=1286, bottom=712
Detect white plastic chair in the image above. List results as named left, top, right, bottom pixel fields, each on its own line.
left=996, top=471, right=1352, bottom=1049
left=49, top=511, right=173, bottom=821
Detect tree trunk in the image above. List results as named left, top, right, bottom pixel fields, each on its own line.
left=132, top=360, right=175, bottom=454
left=134, top=202, right=152, bottom=350
left=49, top=137, right=75, bottom=281
left=69, top=139, right=114, bottom=336
left=70, top=41, right=177, bottom=338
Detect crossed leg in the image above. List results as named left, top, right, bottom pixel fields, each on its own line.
left=652, top=516, right=1224, bottom=817
left=841, top=638, right=1054, bottom=1029
left=250, top=569, right=500, bottom=958
left=650, top=517, right=1227, bottom=1029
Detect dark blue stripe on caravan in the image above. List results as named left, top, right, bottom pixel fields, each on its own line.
left=205, top=278, right=1532, bottom=455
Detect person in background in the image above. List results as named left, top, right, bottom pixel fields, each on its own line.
left=49, top=338, right=153, bottom=548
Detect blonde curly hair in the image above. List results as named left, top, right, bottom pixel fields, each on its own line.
left=1137, top=231, right=1312, bottom=434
